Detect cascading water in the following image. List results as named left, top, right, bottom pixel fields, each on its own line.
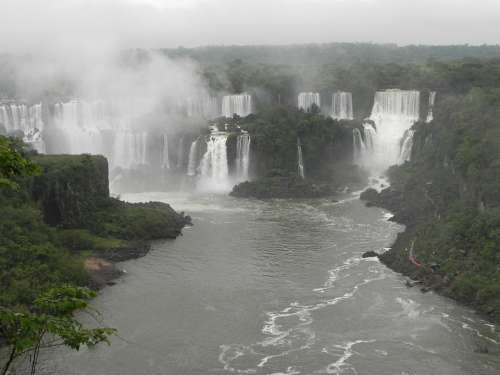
left=221, top=94, right=252, bottom=118
left=297, top=137, right=305, bottom=179
left=161, top=134, right=170, bottom=169
left=187, top=139, right=199, bottom=176
left=331, top=92, right=353, bottom=120
left=0, top=102, right=45, bottom=152
left=359, top=89, right=420, bottom=173
left=199, top=131, right=230, bottom=192
left=298, top=92, right=320, bottom=112
left=112, top=131, right=148, bottom=169
left=352, top=128, right=366, bottom=164
left=235, top=133, right=251, bottom=182
left=186, top=96, right=219, bottom=119
left=398, top=129, right=414, bottom=163
left=426, top=91, right=437, bottom=123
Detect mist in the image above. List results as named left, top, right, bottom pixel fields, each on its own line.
left=1, top=0, right=499, bottom=54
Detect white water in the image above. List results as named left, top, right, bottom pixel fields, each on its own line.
left=0, top=102, right=45, bottom=152
left=426, top=91, right=437, bottom=123
left=161, top=134, right=170, bottom=169
left=199, top=132, right=230, bottom=192
left=331, top=92, right=353, bottom=120
left=359, top=89, right=420, bottom=174
left=112, top=131, right=148, bottom=169
left=187, top=139, right=199, bottom=177
left=221, top=94, right=252, bottom=118
left=186, top=96, right=219, bottom=119
left=298, top=92, right=320, bottom=112
left=235, top=133, right=251, bottom=182
left=398, top=129, right=415, bottom=163
left=297, top=138, right=305, bottom=178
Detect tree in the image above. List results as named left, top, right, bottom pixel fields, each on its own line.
left=0, top=286, right=116, bottom=375
left=0, top=136, right=40, bottom=189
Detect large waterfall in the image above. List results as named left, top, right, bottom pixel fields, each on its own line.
left=199, top=132, right=230, bottom=192
left=298, top=92, right=320, bottom=112
left=235, top=133, right=251, bottom=182
left=297, top=138, right=305, bottom=179
left=187, top=139, right=199, bottom=176
left=426, top=91, right=437, bottom=123
left=331, top=92, right=353, bottom=120
left=356, top=89, right=420, bottom=173
left=221, top=94, right=252, bottom=118
left=0, top=102, right=45, bottom=152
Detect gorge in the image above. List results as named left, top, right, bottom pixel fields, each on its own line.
left=1, top=53, right=500, bottom=375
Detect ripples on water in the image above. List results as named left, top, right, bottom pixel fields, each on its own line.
left=42, top=192, right=500, bottom=375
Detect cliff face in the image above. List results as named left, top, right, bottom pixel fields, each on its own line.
left=362, top=89, right=500, bottom=321
left=31, top=155, right=109, bottom=228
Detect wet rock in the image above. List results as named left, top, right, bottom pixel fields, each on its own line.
left=362, top=251, right=379, bottom=258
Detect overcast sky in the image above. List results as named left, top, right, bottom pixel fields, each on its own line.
left=1, top=0, right=499, bottom=53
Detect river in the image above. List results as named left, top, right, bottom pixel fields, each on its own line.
left=42, top=192, right=500, bottom=375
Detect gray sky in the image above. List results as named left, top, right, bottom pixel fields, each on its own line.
left=1, top=0, right=499, bottom=53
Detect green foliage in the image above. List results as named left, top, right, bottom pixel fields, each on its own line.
left=383, top=87, right=500, bottom=316
left=0, top=286, right=115, bottom=375
left=0, top=136, right=40, bottom=189
left=94, top=199, right=185, bottom=240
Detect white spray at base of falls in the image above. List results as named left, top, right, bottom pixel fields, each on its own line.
left=297, top=138, right=305, bottom=179
left=199, top=132, right=230, bottom=192
left=355, top=89, right=420, bottom=174
left=426, top=91, right=437, bottom=123
left=187, top=139, right=199, bottom=176
left=222, top=94, right=252, bottom=118
left=235, top=133, right=251, bottom=182
left=332, top=92, right=353, bottom=120
left=298, top=92, right=321, bottom=112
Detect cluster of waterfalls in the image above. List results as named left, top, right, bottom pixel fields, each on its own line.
left=352, top=90, right=436, bottom=174
left=297, top=92, right=353, bottom=120
left=185, top=93, right=253, bottom=119
left=0, top=88, right=437, bottom=192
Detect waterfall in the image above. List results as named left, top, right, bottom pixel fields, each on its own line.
left=186, top=96, right=219, bottom=119
left=352, top=123, right=376, bottom=166
left=298, top=92, right=320, bottom=112
left=221, top=94, right=252, bottom=118
left=112, top=131, right=148, bottom=169
left=332, top=92, right=353, bottom=120
left=398, top=129, right=415, bottom=163
left=0, top=102, right=45, bottom=152
left=187, top=139, right=199, bottom=176
left=235, top=133, right=251, bottom=182
left=352, top=128, right=365, bottom=164
left=297, top=138, right=305, bottom=179
left=161, top=134, right=170, bottom=169
left=426, top=91, right=437, bottom=123
left=199, top=133, right=230, bottom=192
left=360, top=89, right=420, bottom=173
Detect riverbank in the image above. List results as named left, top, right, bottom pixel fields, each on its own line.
left=360, top=186, right=500, bottom=325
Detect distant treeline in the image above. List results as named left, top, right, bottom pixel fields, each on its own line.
left=159, top=43, right=500, bottom=66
